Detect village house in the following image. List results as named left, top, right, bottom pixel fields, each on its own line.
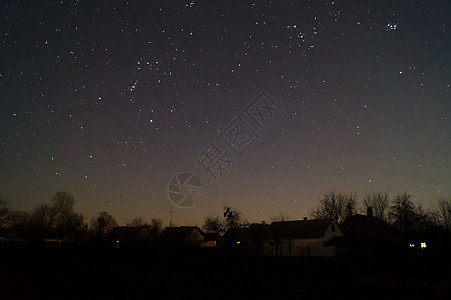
left=339, top=208, right=403, bottom=258
left=224, top=219, right=342, bottom=257
left=264, top=219, right=342, bottom=256
left=108, top=226, right=152, bottom=245
left=159, top=226, right=206, bottom=247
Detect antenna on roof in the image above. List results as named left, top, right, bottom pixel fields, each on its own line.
left=170, top=206, right=173, bottom=228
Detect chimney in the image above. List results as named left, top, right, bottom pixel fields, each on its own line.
left=303, top=217, right=308, bottom=221
left=367, top=206, right=373, bottom=218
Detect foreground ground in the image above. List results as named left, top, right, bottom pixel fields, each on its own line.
left=1, top=245, right=450, bottom=299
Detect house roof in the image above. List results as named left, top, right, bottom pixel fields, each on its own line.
left=224, top=220, right=335, bottom=242
left=204, top=232, right=222, bottom=241
left=269, top=220, right=334, bottom=239
left=0, top=228, right=14, bottom=237
left=340, top=214, right=400, bottom=239
left=159, top=226, right=205, bottom=242
left=108, top=226, right=150, bottom=240
left=224, top=223, right=270, bottom=242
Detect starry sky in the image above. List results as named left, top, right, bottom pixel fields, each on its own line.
left=1, top=0, right=450, bottom=227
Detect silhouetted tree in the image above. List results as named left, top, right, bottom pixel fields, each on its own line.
left=270, top=213, right=289, bottom=222
left=0, top=198, right=12, bottom=228
left=90, top=211, right=118, bottom=237
left=9, top=210, right=29, bottom=229
left=203, top=207, right=249, bottom=234
left=389, top=192, right=415, bottom=236
left=51, top=191, right=76, bottom=230
left=125, top=217, right=161, bottom=238
left=31, top=203, right=56, bottom=231
left=433, top=196, right=451, bottom=232
left=0, top=193, right=86, bottom=237
left=203, top=215, right=226, bottom=233
left=310, top=191, right=358, bottom=224
left=65, top=212, right=87, bottom=232
left=28, top=191, right=86, bottom=233
left=363, top=192, right=389, bottom=220
left=223, top=207, right=249, bottom=229
left=388, top=192, right=431, bottom=237
left=150, top=218, right=162, bottom=236
left=127, top=217, right=146, bottom=227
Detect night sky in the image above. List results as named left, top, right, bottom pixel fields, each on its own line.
left=1, top=0, right=450, bottom=227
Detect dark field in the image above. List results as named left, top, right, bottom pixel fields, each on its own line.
left=1, top=245, right=450, bottom=299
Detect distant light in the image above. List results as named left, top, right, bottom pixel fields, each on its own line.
left=116, top=240, right=120, bottom=243
left=237, top=241, right=241, bottom=244
left=421, top=242, right=427, bottom=249
left=409, top=243, right=414, bottom=248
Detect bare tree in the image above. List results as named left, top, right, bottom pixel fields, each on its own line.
left=150, top=218, right=162, bottom=236
left=90, top=211, right=118, bottom=237
left=310, top=191, right=358, bottom=224
left=65, top=212, right=87, bottom=232
left=433, top=196, right=451, bottom=232
left=127, top=217, right=147, bottom=227
left=389, top=192, right=429, bottom=237
left=203, top=215, right=226, bottom=233
left=0, top=198, right=12, bottom=228
left=9, top=210, right=29, bottom=229
left=203, top=207, right=249, bottom=234
left=270, top=213, right=289, bottom=222
left=31, top=203, right=57, bottom=230
left=363, top=192, right=389, bottom=220
left=223, top=207, right=249, bottom=229
left=389, top=192, right=415, bottom=235
left=51, top=191, right=76, bottom=230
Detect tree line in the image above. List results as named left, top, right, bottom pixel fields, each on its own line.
left=309, top=190, right=451, bottom=237
left=202, top=191, right=451, bottom=239
left=2, top=190, right=450, bottom=241
left=0, top=191, right=162, bottom=239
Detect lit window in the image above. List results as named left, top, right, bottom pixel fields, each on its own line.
left=237, top=241, right=241, bottom=244
left=421, top=242, right=427, bottom=249
left=409, top=243, right=414, bottom=248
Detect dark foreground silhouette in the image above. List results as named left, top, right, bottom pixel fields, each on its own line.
left=1, top=243, right=450, bottom=299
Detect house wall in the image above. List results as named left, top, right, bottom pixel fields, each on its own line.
left=200, top=240, right=216, bottom=247
left=263, top=240, right=336, bottom=257
left=262, top=223, right=342, bottom=257
left=322, top=223, right=343, bottom=240
left=185, top=230, right=205, bottom=245
left=136, top=229, right=151, bottom=240
left=295, top=245, right=335, bottom=256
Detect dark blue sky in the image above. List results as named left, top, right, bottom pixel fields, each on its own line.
left=1, top=0, right=450, bottom=226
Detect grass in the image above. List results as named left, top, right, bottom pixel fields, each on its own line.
left=1, top=244, right=450, bottom=299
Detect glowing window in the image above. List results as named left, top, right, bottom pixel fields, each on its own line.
left=421, top=242, right=427, bottom=249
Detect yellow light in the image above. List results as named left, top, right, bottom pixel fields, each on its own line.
left=116, top=240, right=120, bottom=243
left=421, top=242, right=426, bottom=249
left=237, top=241, right=241, bottom=244
left=409, top=243, right=414, bottom=248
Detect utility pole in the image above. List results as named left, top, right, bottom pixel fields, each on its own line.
left=169, top=206, right=173, bottom=228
